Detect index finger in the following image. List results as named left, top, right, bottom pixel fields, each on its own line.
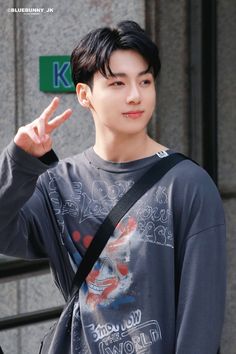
left=47, top=108, right=73, bottom=133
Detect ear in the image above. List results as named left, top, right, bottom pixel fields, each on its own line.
left=76, top=83, right=91, bottom=108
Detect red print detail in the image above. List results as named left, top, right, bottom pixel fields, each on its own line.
left=117, top=217, right=137, bottom=235
left=108, top=217, right=137, bottom=252
left=86, top=276, right=119, bottom=308
left=83, top=235, right=93, bottom=248
left=117, top=263, right=129, bottom=276
left=72, top=230, right=81, bottom=242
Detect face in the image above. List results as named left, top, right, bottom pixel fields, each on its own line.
left=77, top=49, right=156, bottom=138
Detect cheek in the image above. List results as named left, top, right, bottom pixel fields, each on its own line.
left=146, top=90, right=156, bottom=110
left=99, top=97, right=117, bottom=114
left=91, top=89, right=119, bottom=107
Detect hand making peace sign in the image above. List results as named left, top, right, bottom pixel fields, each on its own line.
left=14, top=97, right=72, bottom=157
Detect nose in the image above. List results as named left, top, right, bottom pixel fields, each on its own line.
left=126, top=84, right=141, bottom=104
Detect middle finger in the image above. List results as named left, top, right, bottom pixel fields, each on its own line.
left=40, top=97, right=60, bottom=123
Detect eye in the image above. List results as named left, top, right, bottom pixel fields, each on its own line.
left=110, top=81, right=124, bottom=87
left=140, top=79, right=152, bottom=86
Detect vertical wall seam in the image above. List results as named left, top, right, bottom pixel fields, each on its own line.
left=13, top=0, right=25, bottom=133
left=144, top=0, right=160, bottom=141
left=13, top=0, right=18, bottom=133
left=201, top=0, right=218, bottom=184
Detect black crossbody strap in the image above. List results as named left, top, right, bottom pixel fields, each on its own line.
left=70, top=152, right=187, bottom=298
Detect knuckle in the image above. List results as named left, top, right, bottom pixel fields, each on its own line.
left=17, top=126, right=28, bottom=135
left=37, top=115, right=45, bottom=123
left=17, top=126, right=24, bottom=133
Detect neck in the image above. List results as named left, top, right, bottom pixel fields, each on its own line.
left=93, top=130, right=167, bottom=163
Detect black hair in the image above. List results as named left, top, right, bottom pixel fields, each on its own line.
left=70, top=20, right=161, bottom=89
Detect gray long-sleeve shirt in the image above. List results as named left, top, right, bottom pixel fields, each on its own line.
left=0, top=142, right=226, bottom=353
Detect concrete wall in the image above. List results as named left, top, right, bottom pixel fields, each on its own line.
left=0, top=0, right=16, bottom=151
left=0, top=0, right=235, bottom=353
left=218, top=1, right=236, bottom=353
left=155, top=0, right=189, bottom=154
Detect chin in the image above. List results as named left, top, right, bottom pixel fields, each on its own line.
left=117, top=125, right=148, bottom=136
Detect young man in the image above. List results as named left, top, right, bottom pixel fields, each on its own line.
left=0, top=21, right=226, bottom=353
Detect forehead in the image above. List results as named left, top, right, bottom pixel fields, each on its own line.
left=94, top=49, right=149, bottom=82
left=108, top=49, right=149, bottom=72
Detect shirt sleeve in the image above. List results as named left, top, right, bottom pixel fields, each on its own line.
left=173, top=161, right=226, bottom=353
left=0, top=141, right=58, bottom=259
left=175, top=224, right=226, bottom=353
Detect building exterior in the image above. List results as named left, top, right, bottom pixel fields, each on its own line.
left=0, top=0, right=235, bottom=353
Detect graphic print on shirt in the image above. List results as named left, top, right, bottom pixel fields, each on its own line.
left=82, top=216, right=137, bottom=310
left=86, top=308, right=162, bottom=353
left=47, top=172, right=173, bottom=310
left=136, top=186, right=174, bottom=248
left=47, top=171, right=133, bottom=233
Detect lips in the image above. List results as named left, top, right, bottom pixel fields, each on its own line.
left=122, top=111, right=144, bottom=119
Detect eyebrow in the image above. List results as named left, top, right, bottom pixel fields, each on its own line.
left=107, top=67, right=152, bottom=78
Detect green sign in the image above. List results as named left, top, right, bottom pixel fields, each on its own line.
left=39, top=56, right=75, bottom=92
